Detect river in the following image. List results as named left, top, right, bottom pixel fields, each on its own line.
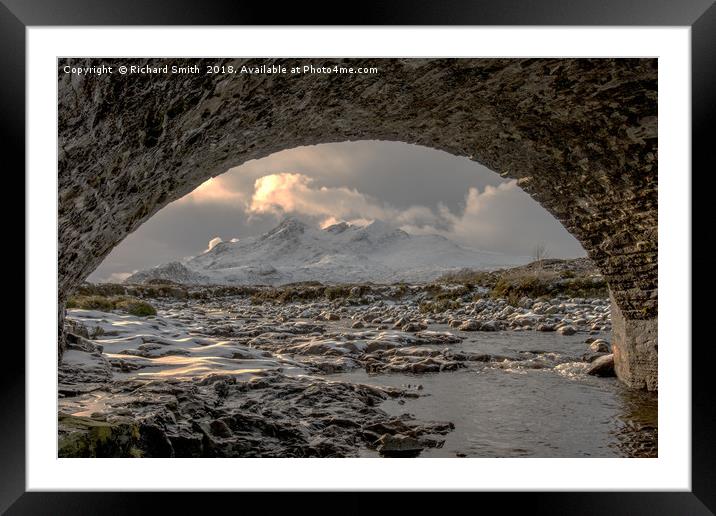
left=339, top=329, right=657, bottom=458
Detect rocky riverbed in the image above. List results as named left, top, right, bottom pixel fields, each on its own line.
left=58, top=261, right=656, bottom=458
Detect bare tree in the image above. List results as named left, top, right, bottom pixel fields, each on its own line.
left=531, top=243, right=549, bottom=274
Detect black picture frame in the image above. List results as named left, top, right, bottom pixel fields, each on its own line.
left=7, top=0, right=711, bottom=513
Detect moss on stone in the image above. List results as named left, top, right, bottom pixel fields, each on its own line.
left=58, top=414, right=140, bottom=458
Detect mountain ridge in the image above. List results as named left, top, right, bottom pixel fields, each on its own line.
left=125, top=217, right=529, bottom=285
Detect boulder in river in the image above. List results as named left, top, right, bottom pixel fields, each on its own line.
left=557, top=325, right=577, bottom=335
left=377, top=434, right=424, bottom=457
left=581, top=351, right=609, bottom=363
left=401, top=322, right=425, bottom=333
left=480, top=320, right=499, bottom=332
left=588, top=339, right=610, bottom=352
left=458, top=320, right=481, bottom=331
left=586, top=354, right=615, bottom=377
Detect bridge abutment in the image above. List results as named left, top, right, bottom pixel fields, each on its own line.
left=611, top=292, right=658, bottom=391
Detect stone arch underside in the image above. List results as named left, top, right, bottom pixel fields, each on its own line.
left=58, top=58, right=658, bottom=390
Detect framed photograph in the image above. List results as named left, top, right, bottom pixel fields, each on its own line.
left=9, top=0, right=711, bottom=512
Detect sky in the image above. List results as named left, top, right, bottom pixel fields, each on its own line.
left=88, top=140, right=586, bottom=282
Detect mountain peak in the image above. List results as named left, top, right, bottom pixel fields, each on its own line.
left=277, top=215, right=306, bottom=228
left=264, top=216, right=307, bottom=239
left=355, top=219, right=409, bottom=242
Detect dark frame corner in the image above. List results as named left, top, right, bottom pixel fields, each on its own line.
left=8, top=0, right=713, bottom=513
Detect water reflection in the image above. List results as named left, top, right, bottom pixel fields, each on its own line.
left=610, top=386, right=658, bottom=458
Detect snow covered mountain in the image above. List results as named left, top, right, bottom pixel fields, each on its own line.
left=125, top=218, right=529, bottom=285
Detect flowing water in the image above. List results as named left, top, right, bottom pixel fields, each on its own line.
left=339, top=329, right=658, bottom=458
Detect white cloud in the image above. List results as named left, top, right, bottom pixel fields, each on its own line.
left=247, top=172, right=447, bottom=228
left=178, top=177, right=247, bottom=206
left=248, top=172, right=392, bottom=221
left=246, top=173, right=583, bottom=257
left=439, top=181, right=581, bottom=256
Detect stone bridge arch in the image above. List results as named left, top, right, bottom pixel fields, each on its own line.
left=58, top=58, right=658, bottom=389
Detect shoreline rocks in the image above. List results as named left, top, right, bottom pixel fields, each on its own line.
left=58, top=372, right=454, bottom=458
